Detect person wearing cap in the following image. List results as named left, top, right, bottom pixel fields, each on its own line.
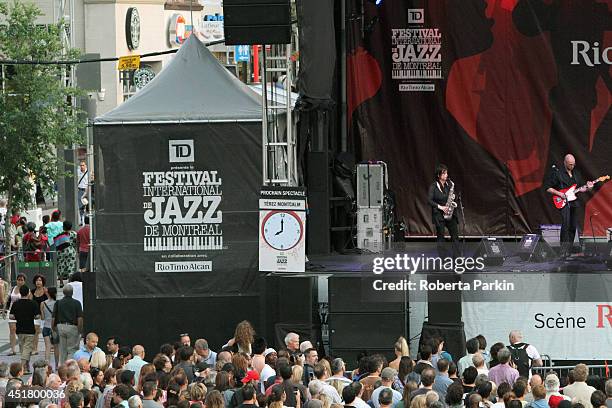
left=229, top=370, right=261, bottom=408
left=300, top=341, right=313, bottom=354
left=260, top=348, right=277, bottom=389
left=370, top=367, right=402, bottom=408
left=195, top=339, right=217, bottom=368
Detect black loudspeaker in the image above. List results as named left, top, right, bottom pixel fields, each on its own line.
left=517, top=234, right=556, bottom=262
left=605, top=242, right=612, bottom=269
left=427, top=275, right=462, bottom=324
left=474, top=237, right=506, bottom=266
left=328, top=276, right=407, bottom=364
left=419, top=322, right=467, bottom=363
left=223, top=0, right=291, bottom=45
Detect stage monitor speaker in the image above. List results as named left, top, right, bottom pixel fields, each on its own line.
left=605, top=242, right=612, bottom=269
left=517, top=234, right=556, bottom=262
left=223, top=0, right=291, bottom=45
left=419, top=322, right=466, bottom=363
left=474, top=237, right=506, bottom=266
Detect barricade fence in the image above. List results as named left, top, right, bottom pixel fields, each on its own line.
left=532, top=365, right=609, bottom=381
left=1, top=250, right=63, bottom=286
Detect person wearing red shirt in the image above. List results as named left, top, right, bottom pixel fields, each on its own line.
left=76, top=216, right=90, bottom=272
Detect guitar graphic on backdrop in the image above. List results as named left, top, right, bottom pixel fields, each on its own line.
left=552, top=175, right=610, bottom=209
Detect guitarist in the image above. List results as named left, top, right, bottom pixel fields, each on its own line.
left=545, top=154, right=593, bottom=257
left=428, top=164, right=459, bottom=257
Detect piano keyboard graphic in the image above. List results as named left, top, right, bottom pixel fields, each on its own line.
left=144, top=236, right=223, bottom=251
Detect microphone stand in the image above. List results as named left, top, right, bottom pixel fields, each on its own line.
left=458, top=192, right=466, bottom=256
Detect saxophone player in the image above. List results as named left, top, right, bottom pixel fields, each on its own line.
left=427, top=164, right=460, bottom=257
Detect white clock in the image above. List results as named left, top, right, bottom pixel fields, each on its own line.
left=126, top=8, right=140, bottom=50
left=261, top=210, right=304, bottom=251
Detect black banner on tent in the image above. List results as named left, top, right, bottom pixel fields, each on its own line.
left=93, top=123, right=261, bottom=298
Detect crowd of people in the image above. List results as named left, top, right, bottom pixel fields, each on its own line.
left=0, top=319, right=611, bottom=408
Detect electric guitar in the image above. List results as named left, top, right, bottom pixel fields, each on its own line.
left=552, top=175, right=610, bottom=209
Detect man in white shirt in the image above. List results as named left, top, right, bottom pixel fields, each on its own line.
left=309, top=363, right=342, bottom=403
left=458, top=338, right=480, bottom=376
left=563, top=364, right=596, bottom=408
left=124, top=345, right=148, bottom=386
left=507, top=330, right=542, bottom=378
left=343, top=382, right=370, bottom=408
left=76, top=161, right=89, bottom=226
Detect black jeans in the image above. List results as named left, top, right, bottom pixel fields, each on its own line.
left=433, top=214, right=460, bottom=257
left=560, top=204, right=578, bottom=255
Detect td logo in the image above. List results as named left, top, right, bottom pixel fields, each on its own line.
left=169, top=139, right=194, bottom=163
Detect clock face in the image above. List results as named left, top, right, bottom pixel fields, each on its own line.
left=262, top=211, right=303, bottom=251
left=126, top=8, right=140, bottom=50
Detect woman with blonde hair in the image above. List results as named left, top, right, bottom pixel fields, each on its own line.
left=291, top=365, right=304, bottom=385
left=410, top=395, right=427, bottom=408
left=389, top=337, right=410, bottom=370
left=91, top=350, right=108, bottom=372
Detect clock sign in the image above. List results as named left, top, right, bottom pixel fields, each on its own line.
left=126, top=7, right=140, bottom=50
left=259, top=187, right=306, bottom=272
left=261, top=210, right=303, bottom=251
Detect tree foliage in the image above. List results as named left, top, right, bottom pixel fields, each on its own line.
left=0, top=0, right=84, bottom=272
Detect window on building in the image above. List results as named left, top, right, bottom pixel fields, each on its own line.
left=120, top=69, right=137, bottom=101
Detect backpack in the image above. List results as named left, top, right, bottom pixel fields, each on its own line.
left=508, top=343, right=531, bottom=377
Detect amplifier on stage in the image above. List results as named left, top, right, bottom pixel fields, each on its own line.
left=357, top=208, right=384, bottom=253
left=540, top=224, right=561, bottom=247
left=356, top=162, right=386, bottom=209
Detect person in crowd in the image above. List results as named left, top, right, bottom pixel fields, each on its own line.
left=462, top=367, right=479, bottom=394
left=175, top=347, right=197, bottom=383
left=476, top=335, right=490, bottom=364
left=415, top=345, right=434, bottom=375
left=489, top=343, right=505, bottom=369
left=507, top=331, right=543, bottom=378
left=113, top=384, right=132, bottom=408
left=448, top=362, right=460, bottom=383
left=526, top=375, right=543, bottom=403
left=23, top=222, right=43, bottom=261
left=55, top=220, right=78, bottom=286
left=204, top=390, right=225, bottom=408
left=562, top=364, right=596, bottom=408
left=491, top=383, right=512, bottom=408
left=543, top=374, right=570, bottom=408
left=179, top=333, right=191, bottom=348
left=300, top=341, right=314, bottom=354
left=76, top=216, right=91, bottom=272
left=52, top=284, right=84, bottom=364
left=377, top=388, right=394, bottom=408
left=224, top=321, right=255, bottom=354
left=473, top=354, right=489, bottom=376
left=488, top=348, right=520, bottom=387
left=604, top=380, right=612, bottom=408
left=194, top=339, right=217, bottom=368
left=91, top=367, right=105, bottom=395
left=512, top=378, right=528, bottom=406
left=394, top=356, right=420, bottom=393
left=249, top=337, right=266, bottom=374
left=326, top=358, right=351, bottom=395
left=30, top=274, right=48, bottom=356
left=279, top=361, right=309, bottom=407
left=237, top=384, right=258, bottom=408
left=125, top=345, right=148, bottom=386
left=433, top=359, right=454, bottom=400
left=370, top=367, right=402, bottom=408
left=359, top=355, right=382, bottom=402
left=6, top=273, right=28, bottom=356
left=445, top=382, right=465, bottom=408
left=120, top=370, right=139, bottom=399
left=411, top=367, right=442, bottom=400
left=9, top=284, right=41, bottom=374
left=75, top=333, right=104, bottom=361
left=284, top=333, right=300, bottom=357
left=528, top=385, right=550, bottom=408
left=46, top=210, right=64, bottom=248
left=458, top=338, right=480, bottom=377
left=390, top=337, right=410, bottom=370
left=309, top=363, right=341, bottom=404
left=430, top=336, right=453, bottom=372
left=303, top=348, right=319, bottom=386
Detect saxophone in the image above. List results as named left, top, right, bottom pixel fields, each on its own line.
left=443, top=180, right=457, bottom=220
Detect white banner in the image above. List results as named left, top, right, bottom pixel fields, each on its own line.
left=463, top=302, right=612, bottom=360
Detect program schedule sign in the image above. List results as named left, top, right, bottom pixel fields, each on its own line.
left=259, top=187, right=306, bottom=272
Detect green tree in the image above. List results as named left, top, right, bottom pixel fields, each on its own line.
left=0, top=0, right=84, bottom=281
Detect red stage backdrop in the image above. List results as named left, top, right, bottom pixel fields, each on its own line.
left=347, top=0, right=611, bottom=236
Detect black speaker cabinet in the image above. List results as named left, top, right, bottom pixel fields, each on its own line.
left=419, top=322, right=466, bottom=363
left=474, top=237, right=506, bottom=266
left=517, top=234, right=556, bottom=262
left=223, top=0, right=291, bottom=45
